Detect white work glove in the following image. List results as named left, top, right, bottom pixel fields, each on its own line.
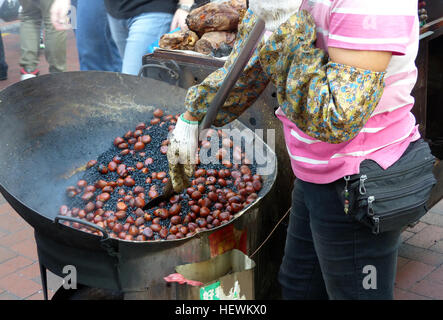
left=50, top=0, right=72, bottom=30
left=249, top=0, right=302, bottom=31
left=167, top=114, right=199, bottom=193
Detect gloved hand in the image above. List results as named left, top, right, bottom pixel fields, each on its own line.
left=248, top=0, right=302, bottom=31
left=167, top=114, right=199, bottom=193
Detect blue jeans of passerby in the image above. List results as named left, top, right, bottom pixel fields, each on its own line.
left=107, top=12, right=173, bottom=75
left=72, top=0, right=122, bottom=71
left=278, top=178, right=402, bottom=300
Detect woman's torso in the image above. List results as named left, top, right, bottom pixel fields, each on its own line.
left=277, top=0, right=421, bottom=184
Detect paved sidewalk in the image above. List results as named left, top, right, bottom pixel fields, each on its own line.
left=0, top=21, right=442, bottom=300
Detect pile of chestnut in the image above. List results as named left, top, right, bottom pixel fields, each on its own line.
left=59, top=108, right=263, bottom=241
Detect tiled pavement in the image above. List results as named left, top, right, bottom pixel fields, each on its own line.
left=0, top=195, right=63, bottom=300
left=395, top=205, right=443, bottom=300
left=0, top=21, right=443, bottom=300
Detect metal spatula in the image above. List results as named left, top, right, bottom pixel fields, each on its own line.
left=143, top=18, right=266, bottom=210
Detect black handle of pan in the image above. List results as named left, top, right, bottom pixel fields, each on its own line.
left=55, top=215, right=109, bottom=241
left=199, top=18, right=266, bottom=131
left=137, top=63, right=180, bottom=80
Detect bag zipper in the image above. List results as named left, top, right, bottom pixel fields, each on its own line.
left=367, top=195, right=375, bottom=216
left=342, top=174, right=367, bottom=213
left=359, top=175, right=436, bottom=205
left=359, top=175, right=367, bottom=195
left=371, top=199, right=428, bottom=234
left=341, top=143, right=434, bottom=214
left=362, top=176, right=435, bottom=234
left=357, top=157, right=434, bottom=195
left=349, top=141, right=434, bottom=187
left=373, top=199, right=428, bottom=219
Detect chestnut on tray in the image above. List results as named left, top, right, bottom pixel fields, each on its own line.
left=59, top=108, right=262, bottom=241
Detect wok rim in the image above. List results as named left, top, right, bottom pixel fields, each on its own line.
left=0, top=70, right=279, bottom=245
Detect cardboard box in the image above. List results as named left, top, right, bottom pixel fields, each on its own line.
left=172, top=249, right=255, bottom=300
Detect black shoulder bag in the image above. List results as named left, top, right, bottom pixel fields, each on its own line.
left=337, top=139, right=437, bottom=234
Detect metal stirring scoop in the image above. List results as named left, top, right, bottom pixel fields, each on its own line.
left=143, top=18, right=266, bottom=210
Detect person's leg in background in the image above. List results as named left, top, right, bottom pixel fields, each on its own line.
left=120, top=12, right=172, bottom=75
left=75, top=0, right=122, bottom=71
left=279, top=179, right=402, bottom=299
left=107, top=14, right=128, bottom=62
left=0, top=31, right=8, bottom=80
left=40, top=0, right=66, bottom=73
left=19, top=0, right=42, bottom=78
left=103, top=11, right=122, bottom=72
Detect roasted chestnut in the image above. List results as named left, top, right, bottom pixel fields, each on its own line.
left=191, top=190, right=202, bottom=200
left=98, top=192, right=110, bottom=202
left=115, top=210, right=127, bottom=220
left=61, top=113, right=263, bottom=243
left=124, top=177, right=136, bottom=187
left=143, top=228, right=153, bottom=238
left=134, top=141, right=145, bottom=151
left=169, top=203, right=181, bottom=216
left=86, top=160, right=97, bottom=168
left=150, top=223, right=161, bottom=232
left=170, top=215, right=181, bottom=225
left=129, top=225, right=139, bottom=236
left=150, top=117, right=161, bottom=125
left=114, top=137, right=124, bottom=146
left=153, top=108, right=164, bottom=118
left=160, top=145, right=168, bottom=154
left=98, top=164, right=108, bottom=174
left=81, top=192, right=95, bottom=201
left=159, top=228, right=168, bottom=239
left=134, top=197, right=145, bottom=208
left=157, top=171, right=167, bottom=180
left=199, top=207, right=210, bottom=217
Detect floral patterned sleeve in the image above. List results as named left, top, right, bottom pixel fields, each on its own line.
left=258, top=10, right=386, bottom=144
left=184, top=10, right=270, bottom=127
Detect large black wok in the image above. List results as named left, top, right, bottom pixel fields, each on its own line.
left=0, top=71, right=284, bottom=299
left=0, top=72, right=192, bottom=222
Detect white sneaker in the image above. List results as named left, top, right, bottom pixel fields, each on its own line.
left=20, top=68, right=39, bottom=81
left=20, top=73, right=37, bottom=81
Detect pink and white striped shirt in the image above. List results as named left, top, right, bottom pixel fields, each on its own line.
left=276, top=0, right=421, bottom=184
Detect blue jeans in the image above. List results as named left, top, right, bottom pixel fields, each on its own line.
left=278, top=179, right=402, bottom=299
left=107, top=12, right=173, bottom=75
left=72, top=0, right=122, bottom=72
